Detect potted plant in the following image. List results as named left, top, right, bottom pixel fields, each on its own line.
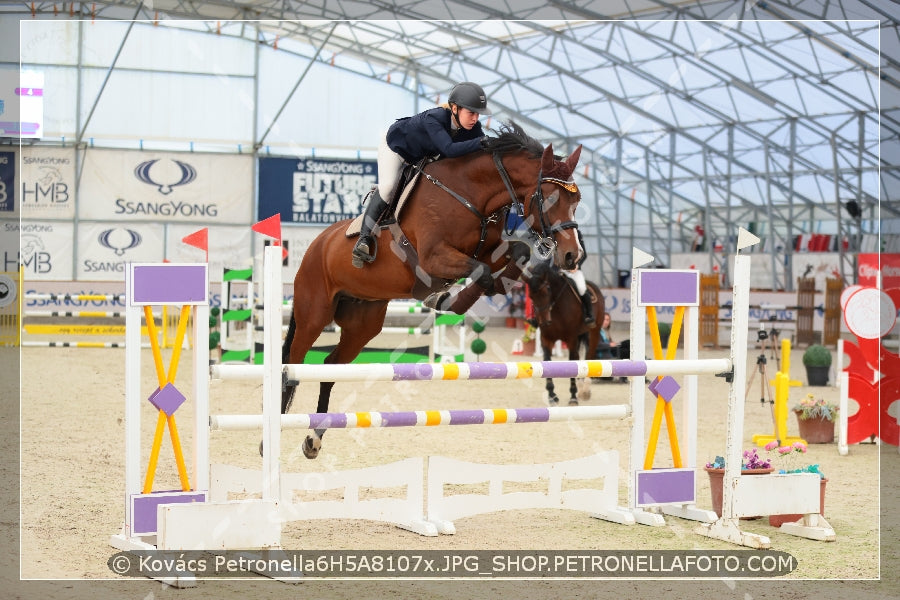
left=657, top=321, right=672, bottom=347
left=704, top=449, right=773, bottom=518
left=763, top=441, right=828, bottom=527
left=792, top=393, right=838, bottom=443
left=521, top=322, right=537, bottom=355
left=802, top=344, right=832, bottom=386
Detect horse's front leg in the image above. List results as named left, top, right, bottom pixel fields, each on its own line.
left=542, top=343, right=559, bottom=405
left=424, top=243, right=529, bottom=314
left=568, top=343, right=581, bottom=405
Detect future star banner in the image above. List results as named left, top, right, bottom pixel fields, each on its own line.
left=258, top=156, right=376, bottom=226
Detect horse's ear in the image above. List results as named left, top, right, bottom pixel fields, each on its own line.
left=541, top=144, right=556, bottom=172
left=565, top=144, right=583, bottom=174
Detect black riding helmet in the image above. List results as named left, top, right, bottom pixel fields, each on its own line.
left=448, top=82, right=492, bottom=115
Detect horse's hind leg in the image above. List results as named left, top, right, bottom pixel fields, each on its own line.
left=302, top=299, right=389, bottom=459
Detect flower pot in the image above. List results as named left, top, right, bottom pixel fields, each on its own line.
left=805, top=365, right=829, bottom=386
left=705, top=467, right=774, bottom=518
left=794, top=412, right=835, bottom=443
left=505, top=317, right=517, bottom=328
left=522, top=339, right=536, bottom=355
left=768, top=478, right=828, bottom=527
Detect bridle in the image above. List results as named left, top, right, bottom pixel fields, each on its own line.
left=493, top=153, right=579, bottom=261
left=413, top=151, right=580, bottom=260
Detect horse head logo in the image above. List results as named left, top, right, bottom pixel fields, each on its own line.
left=20, top=234, right=45, bottom=259
left=98, top=228, right=142, bottom=256
left=134, top=159, right=197, bottom=195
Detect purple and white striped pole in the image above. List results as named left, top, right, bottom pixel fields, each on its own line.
left=210, top=357, right=731, bottom=383
left=210, top=404, right=630, bottom=432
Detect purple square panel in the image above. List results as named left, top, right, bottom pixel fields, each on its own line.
left=132, top=490, right=207, bottom=535
left=131, top=264, right=207, bottom=305
left=638, top=270, right=699, bottom=306
left=650, top=375, right=681, bottom=403
left=148, top=382, right=186, bottom=416
left=635, top=469, right=695, bottom=506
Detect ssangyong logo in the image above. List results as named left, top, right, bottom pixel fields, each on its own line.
left=98, top=228, right=142, bottom=256
left=134, top=159, right=197, bottom=195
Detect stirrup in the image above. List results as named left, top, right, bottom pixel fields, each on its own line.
left=351, top=235, right=376, bottom=268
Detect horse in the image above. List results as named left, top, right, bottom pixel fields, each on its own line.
left=522, top=256, right=605, bottom=405
left=281, top=122, right=585, bottom=458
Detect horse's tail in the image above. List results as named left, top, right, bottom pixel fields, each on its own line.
left=282, top=309, right=296, bottom=364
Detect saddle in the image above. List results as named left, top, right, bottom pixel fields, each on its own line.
left=345, top=159, right=428, bottom=237
left=344, top=158, right=455, bottom=299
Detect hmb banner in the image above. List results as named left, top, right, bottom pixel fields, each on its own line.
left=21, top=146, right=76, bottom=220
left=258, top=156, right=376, bottom=225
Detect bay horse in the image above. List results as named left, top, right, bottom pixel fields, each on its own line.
left=281, top=122, right=585, bottom=458
left=523, top=256, right=605, bottom=405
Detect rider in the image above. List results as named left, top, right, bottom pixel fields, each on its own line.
left=351, top=82, right=492, bottom=268
left=561, top=229, right=595, bottom=325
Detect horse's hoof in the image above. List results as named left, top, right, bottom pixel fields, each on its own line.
left=302, top=435, right=321, bottom=459
left=568, top=399, right=579, bottom=406
left=423, top=291, right=450, bottom=311
left=547, top=395, right=559, bottom=406
left=259, top=440, right=264, bottom=457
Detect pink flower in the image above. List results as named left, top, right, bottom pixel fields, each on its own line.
left=764, top=440, right=778, bottom=451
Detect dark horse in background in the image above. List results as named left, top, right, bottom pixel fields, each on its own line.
left=523, top=256, right=605, bottom=405
left=281, top=122, right=585, bottom=458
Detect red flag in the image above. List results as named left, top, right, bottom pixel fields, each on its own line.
left=182, top=228, right=209, bottom=262
left=252, top=214, right=282, bottom=242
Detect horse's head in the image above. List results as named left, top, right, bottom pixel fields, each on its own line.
left=526, top=143, right=583, bottom=271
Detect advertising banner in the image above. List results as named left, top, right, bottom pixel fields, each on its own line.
left=859, top=253, right=900, bottom=289
left=21, top=146, right=76, bottom=220
left=0, top=150, right=14, bottom=215
left=17, top=220, right=74, bottom=280
left=258, top=157, right=376, bottom=226
left=79, top=149, right=253, bottom=224
left=76, top=222, right=165, bottom=281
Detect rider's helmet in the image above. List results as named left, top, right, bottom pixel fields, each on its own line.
left=448, top=82, right=492, bottom=115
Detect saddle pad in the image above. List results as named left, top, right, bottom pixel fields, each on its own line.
left=345, top=170, right=422, bottom=237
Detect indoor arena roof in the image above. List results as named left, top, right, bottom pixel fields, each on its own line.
left=3, top=0, right=897, bottom=285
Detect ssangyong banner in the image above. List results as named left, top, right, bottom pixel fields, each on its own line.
left=21, top=146, right=76, bottom=220
left=76, top=222, right=164, bottom=281
left=79, top=149, right=252, bottom=224
left=17, top=220, right=75, bottom=280
left=258, top=156, right=376, bottom=225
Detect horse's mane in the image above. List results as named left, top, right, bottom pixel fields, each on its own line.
left=482, top=121, right=543, bottom=158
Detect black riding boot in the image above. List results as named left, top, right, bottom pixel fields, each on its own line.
left=580, top=291, right=595, bottom=325
left=351, top=188, right=388, bottom=268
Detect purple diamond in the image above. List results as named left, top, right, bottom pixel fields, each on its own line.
left=651, top=376, right=681, bottom=403
left=148, top=382, right=186, bottom=416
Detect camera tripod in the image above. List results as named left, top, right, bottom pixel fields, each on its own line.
left=745, top=324, right=781, bottom=435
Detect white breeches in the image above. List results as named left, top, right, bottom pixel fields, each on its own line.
left=377, top=131, right=405, bottom=199
left=562, top=269, right=586, bottom=295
